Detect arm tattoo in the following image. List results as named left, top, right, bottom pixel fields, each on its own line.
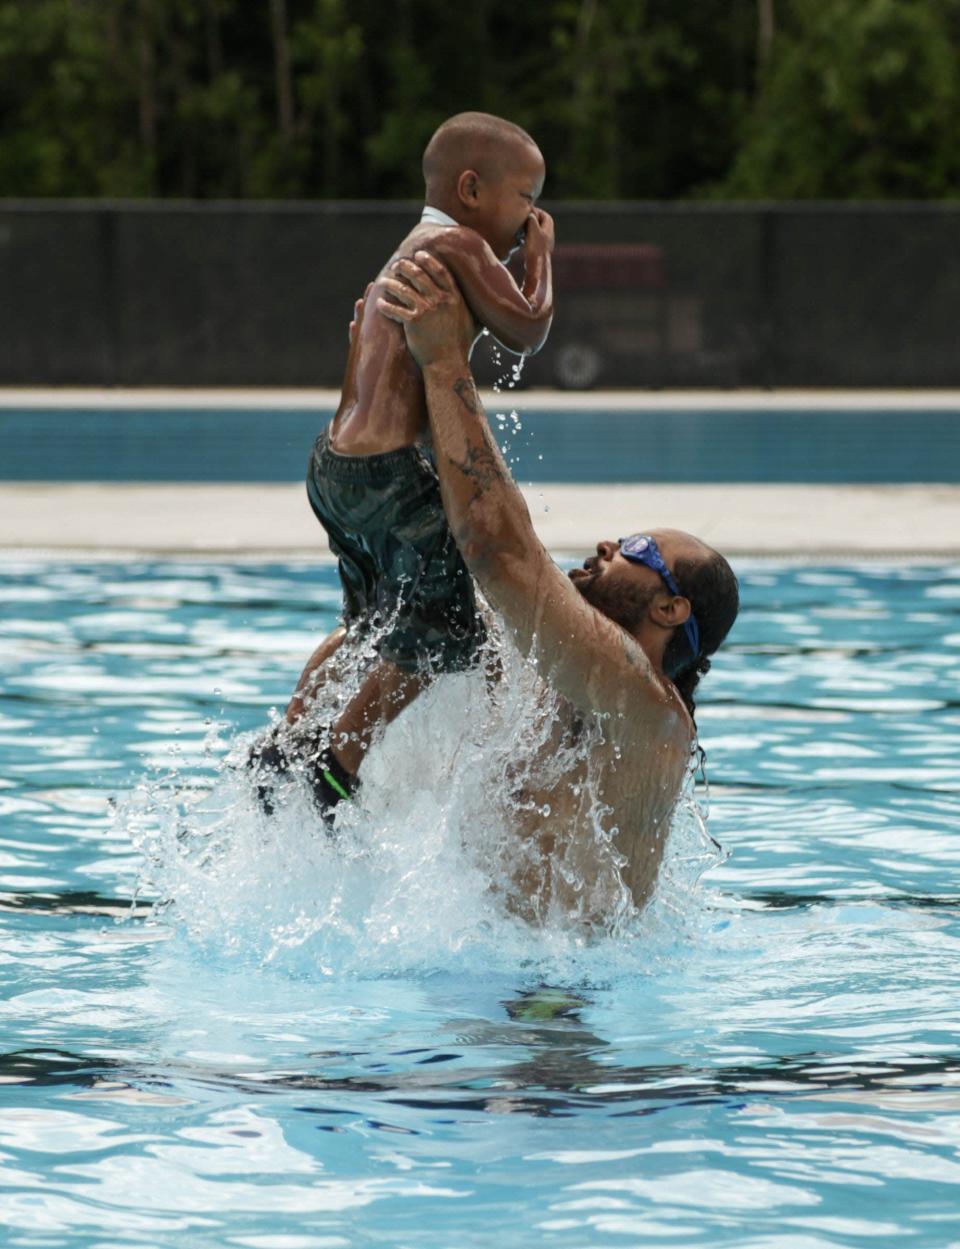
left=453, top=376, right=480, bottom=415
left=447, top=376, right=505, bottom=501
left=448, top=443, right=507, bottom=502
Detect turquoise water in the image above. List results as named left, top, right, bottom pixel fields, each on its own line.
left=2, top=405, right=959, bottom=482
left=2, top=558, right=959, bottom=1248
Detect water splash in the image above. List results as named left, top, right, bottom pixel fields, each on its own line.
left=484, top=337, right=531, bottom=476
left=122, top=625, right=722, bottom=984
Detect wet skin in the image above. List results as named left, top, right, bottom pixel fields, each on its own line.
left=376, top=252, right=711, bottom=921
left=503, top=692, right=681, bottom=922
left=505, top=530, right=706, bottom=919
left=330, top=145, right=553, bottom=456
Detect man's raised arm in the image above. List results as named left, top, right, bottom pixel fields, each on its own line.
left=377, top=252, right=686, bottom=744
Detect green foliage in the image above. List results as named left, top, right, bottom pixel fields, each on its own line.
left=0, top=0, right=134, bottom=195
left=294, top=0, right=365, bottom=194
left=723, top=0, right=960, bottom=197
left=0, top=0, right=956, bottom=199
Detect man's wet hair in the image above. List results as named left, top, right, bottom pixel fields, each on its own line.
left=422, top=112, right=539, bottom=189
left=663, top=550, right=740, bottom=723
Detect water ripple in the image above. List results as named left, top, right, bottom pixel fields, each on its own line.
left=1, top=558, right=959, bottom=1249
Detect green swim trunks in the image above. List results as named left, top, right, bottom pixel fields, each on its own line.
left=306, top=429, right=485, bottom=674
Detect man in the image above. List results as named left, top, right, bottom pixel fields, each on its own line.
left=376, top=249, right=739, bottom=923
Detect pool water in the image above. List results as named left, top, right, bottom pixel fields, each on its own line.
left=1, top=558, right=959, bottom=1248
left=2, top=404, right=959, bottom=483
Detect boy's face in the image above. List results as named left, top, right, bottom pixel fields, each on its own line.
left=479, top=145, right=545, bottom=261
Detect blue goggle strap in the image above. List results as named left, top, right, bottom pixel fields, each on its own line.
left=620, top=537, right=701, bottom=659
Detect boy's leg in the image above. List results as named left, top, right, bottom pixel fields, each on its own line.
left=251, top=628, right=421, bottom=817
left=285, top=626, right=347, bottom=725
left=249, top=625, right=348, bottom=817
left=284, top=626, right=422, bottom=773
left=327, top=659, right=424, bottom=775
left=295, top=432, right=482, bottom=819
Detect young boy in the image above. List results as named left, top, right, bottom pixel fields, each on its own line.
left=252, top=111, right=555, bottom=819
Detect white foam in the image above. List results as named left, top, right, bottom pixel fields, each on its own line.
left=122, top=632, right=722, bottom=984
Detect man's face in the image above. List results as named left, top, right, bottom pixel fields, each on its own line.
left=481, top=144, right=545, bottom=261
left=569, top=530, right=704, bottom=633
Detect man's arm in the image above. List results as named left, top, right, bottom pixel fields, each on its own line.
left=423, top=211, right=554, bottom=356
left=378, top=253, right=686, bottom=747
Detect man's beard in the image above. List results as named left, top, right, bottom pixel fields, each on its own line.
left=573, top=568, right=657, bottom=634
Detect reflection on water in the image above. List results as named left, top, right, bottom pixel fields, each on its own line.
left=7, top=1023, right=960, bottom=1122
left=1, top=559, right=959, bottom=1249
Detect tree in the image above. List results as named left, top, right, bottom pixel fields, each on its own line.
left=0, top=0, right=957, bottom=200
left=723, top=0, right=960, bottom=197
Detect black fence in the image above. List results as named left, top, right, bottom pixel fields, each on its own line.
left=2, top=200, right=959, bottom=389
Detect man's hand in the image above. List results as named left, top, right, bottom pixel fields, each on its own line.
left=377, top=250, right=475, bottom=369
left=525, top=207, right=555, bottom=254
left=348, top=283, right=372, bottom=345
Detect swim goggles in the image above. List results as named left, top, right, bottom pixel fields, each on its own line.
left=619, top=534, right=701, bottom=658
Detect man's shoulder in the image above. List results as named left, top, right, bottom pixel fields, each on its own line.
left=599, top=634, right=695, bottom=746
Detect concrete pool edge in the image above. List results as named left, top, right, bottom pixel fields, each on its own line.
left=4, top=386, right=960, bottom=410
left=3, top=482, right=959, bottom=558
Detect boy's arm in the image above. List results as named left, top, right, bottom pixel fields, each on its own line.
left=423, top=210, right=554, bottom=355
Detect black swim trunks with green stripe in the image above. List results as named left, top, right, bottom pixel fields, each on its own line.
left=306, top=430, right=485, bottom=674
left=249, top=723, right=357, bottom=825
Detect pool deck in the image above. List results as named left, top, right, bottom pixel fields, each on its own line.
left=4, top=481, right=959, bottom=559
left=3, top=388, right=959, bottom=559
left=4, top=386, right=960, bottom=410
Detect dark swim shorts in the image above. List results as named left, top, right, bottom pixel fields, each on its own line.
left=306, top=429, right=485, bottom=674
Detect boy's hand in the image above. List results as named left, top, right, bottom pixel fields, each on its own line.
left=525, top=208, right=555, bottom=254
left=377, top=250, right=474, bottom=369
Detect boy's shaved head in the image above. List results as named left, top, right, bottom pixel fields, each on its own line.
left=423, top=111, right=540, bottom=191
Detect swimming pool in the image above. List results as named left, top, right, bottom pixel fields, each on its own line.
left=3, top=402, right=959, bottom=483
left=1, top=557, right=959, bottom=1248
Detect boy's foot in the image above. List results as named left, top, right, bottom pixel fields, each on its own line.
left=247, top=725, right=357, bottom=825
